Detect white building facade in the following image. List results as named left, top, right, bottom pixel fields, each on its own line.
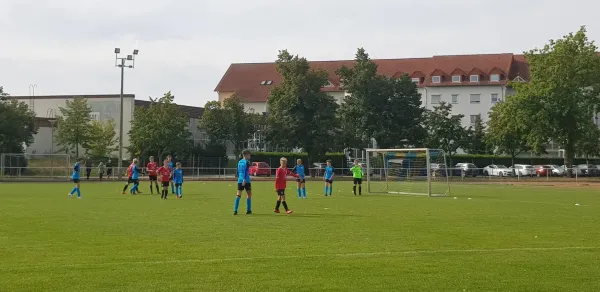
left=10, top=94, right=136, bottom=156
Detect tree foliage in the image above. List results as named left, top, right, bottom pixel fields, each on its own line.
left=266, top=50, right=339, bottom=162
left=337, top=48, right=425, bottom=149
left=0, top=87, right=38, bottom=154
left=511, top=26, right=600, bottom=171
left=55, top=97, right=92, bottom=158
left=486, top=99, right=530, bottom=163
left=463, top=114, right=490, bottom=154
left=424, top=102, right=465, bottom=156
left=86, top=119, right=119, bottom=158
left=200, top=94, right=257, bottom=157
left=128, top=92, right=192, bottom=161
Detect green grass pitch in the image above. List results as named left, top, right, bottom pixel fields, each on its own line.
left=1, top=181, right=600, bottom=291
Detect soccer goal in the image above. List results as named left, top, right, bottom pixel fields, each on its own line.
left=365, top=148, right=451, bottom=197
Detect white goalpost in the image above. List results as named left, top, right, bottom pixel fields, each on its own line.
left=365, top=148, right=451, bottom=197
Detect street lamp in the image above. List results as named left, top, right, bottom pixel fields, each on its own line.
left=46, top=109, right=56, bottom=178
left=114, top=47, right=139, bottom=177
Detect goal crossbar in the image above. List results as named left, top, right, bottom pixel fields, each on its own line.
left=365, top=148, right=451, bottom=197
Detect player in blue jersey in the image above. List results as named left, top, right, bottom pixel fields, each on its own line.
left=167, top=155, right=176, bottom=194
left=234, top=150, right=252, bottom=215
left=293, top=159, right=307, bottom=199
left=173, top=162, right=184, bottom=199
left=68, top=158, right=84, bottom=199
left=323, top=160, right=334, bottom=196
left=130, top=158, right=142, bottom=195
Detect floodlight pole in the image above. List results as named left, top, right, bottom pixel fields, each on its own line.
left=114, top=48, right=138, bottom=177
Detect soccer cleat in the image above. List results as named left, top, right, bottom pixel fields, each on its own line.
left=68, top=193, right=73, bottom=197
left=233, top=211, right=238, bottom=215
left=77, top=197, right=82, bottom=199
left=246, top=211, right=252, bottom=215
left=274, top=209, right=281, bottom=213
left=286, top=210, right=293, bottom=215
left=121, top=192, right=126, bottom=195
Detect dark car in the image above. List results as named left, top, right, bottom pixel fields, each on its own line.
left=455, top=163, right=479, bottom=177
left=577, top=164, right=599, bottom=177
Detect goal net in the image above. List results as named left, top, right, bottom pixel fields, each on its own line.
left=365, top=148, right=450, bottom=197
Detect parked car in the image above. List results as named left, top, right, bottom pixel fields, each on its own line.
left=455, top=163, right=479, bottom=177
left=561, top=165, right=583, bottom=177
left=430, top=163, right=448, bottom=177
left=533, top=165, right=552, bottom=177
left=577, top=164, right=599, bottom=177
left=249, top=162, right=271, bottom=177
left=549, top=165, right=565, bottom=176
left=483, top=165, right=513, bottom=177
left=513, top=164, right=536, bottom=177
left=312, top=162, right=327, bottom=177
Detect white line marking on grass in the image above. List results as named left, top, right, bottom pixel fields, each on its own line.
left=4, top=246, right=599, bottom=270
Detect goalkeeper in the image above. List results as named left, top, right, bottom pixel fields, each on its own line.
left=350, top=159, right=363, bottom=196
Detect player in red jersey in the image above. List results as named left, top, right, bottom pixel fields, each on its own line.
left=121, top=162, right=134, bottom=195
left=156, top=159, right=173, bottom=200
left=274, top=157, right=299, bottom=214
left=146, top=156, right=159, bottom=195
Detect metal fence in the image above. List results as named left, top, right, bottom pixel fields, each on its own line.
left=1, top=164, right=600, bottom=184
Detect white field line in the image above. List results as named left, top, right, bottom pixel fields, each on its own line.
left=2, top=246, right=598, bottom=270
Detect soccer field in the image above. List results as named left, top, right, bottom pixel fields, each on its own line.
left=1, top=181, right=600, bottom=291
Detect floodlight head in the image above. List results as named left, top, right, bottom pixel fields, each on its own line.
left=114, top=48, right=120, bottom=54
left=127, top=55, right=133, bottom=60
left=133, top=49, right=139, bottom=55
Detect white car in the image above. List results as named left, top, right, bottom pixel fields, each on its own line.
left=483, top=165, right=513, bottom=177
left=513, top=164, right=535, bottom=177
left=550, top=165, right=565, bottom=176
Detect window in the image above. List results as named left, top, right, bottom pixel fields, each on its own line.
left=451, top=94, right=458, bottom=104
left=490, top=74, right=500, bottom=82
left=266, top=80, right=273, bottom=85
left=470, top=94, right=481, bottom=104
left=451, top=75, right=461, bottom=83
left=432, top=76, right=441, bottom=83
left=470, top=75, right=479, bottom=82
left=260, top=81, right=267, bottom=85
left=470, top=114, right=480, bottom=124
left=411, top=78, right=420, bottom=83
left=431, top=94, right=441, bottom=104
left=491, top=93, right=500, bottom=103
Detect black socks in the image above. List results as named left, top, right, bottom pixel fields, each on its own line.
left=282, top=201, right=288, bottom=211
left=123, top=184, right=129, bottom=192
left=275, top=201, right=281, bottom=210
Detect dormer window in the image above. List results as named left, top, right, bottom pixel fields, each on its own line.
left=261, top=80, right=273, bottom=85
left=490, top=74, right=500, bottom=82
left=411, top=78, right=420, bottom=83
left=260, top=81, right=267, bottom=85
left=451, top=75, right=461, bottom=83
left=470, top=75, right=479, bottom=82
left=266, top=80, right=273, bottom=85
left=432, top=76, right=441, bottom=83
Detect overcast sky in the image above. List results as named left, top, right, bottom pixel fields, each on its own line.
left=1, top=0, right=598, bottom=108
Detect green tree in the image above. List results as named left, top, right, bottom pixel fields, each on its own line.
left=266, top=50, right=339, bottom=162
left=463, top=114, right=490, bottom=154
left=86, top=119, right=118, bottom=158
left=424, top=102, right=465, bottom=158
left=486, top=99, right=530, bottom=166
left=575, top=124, right=600, bottom=162
left=55, top=97, right=93, bottom=158
left=128, top=92, right=192, bottom=161
left=200, top=95, right=256, bottom=157
left=512, top=26, right=600, bottom=174
left=337, top=48, right=426, bottom=149
left=0, top=87, right=38, bottom=154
